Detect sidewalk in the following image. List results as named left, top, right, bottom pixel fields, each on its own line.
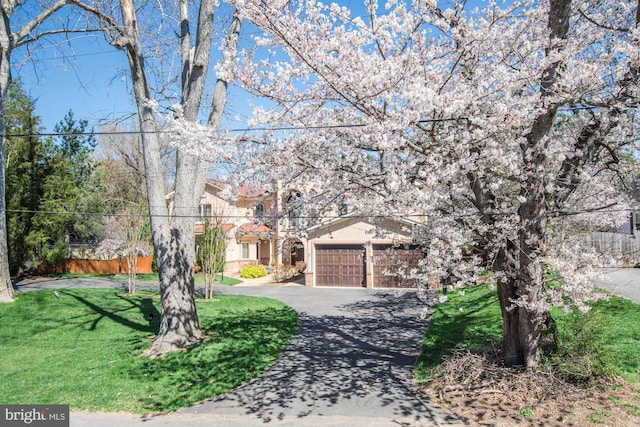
left=226, top=272, right=305, bottom=287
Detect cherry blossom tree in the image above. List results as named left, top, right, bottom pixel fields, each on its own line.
left=98, top=203, right=151, bottom=295
left=214, top=0, right=640, bottom=367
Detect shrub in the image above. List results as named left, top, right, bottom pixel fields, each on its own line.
left=549, top=310, right=614, bottom=385
left=272, top=261, right=307, bottom=283
left=240, top=264, right=268, bottom=278
left=272, top=266, right=299, bottom=282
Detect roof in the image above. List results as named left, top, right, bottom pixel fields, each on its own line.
left=239, top=223, right=272, bottom=233
left=307, top=211, right=424, bottom=239
left=195, top=223, right=235, bottom=235
left=207, top=179, right=269, bottom=198
left=166, top=180, right=271, bottom=202
left=306, top=211, right=422, bottom=233
left=235, top=222, right=275, bottom=240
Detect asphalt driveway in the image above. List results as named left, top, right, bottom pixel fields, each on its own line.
left=182, top=286, right=461, bottom=426
left=14, top=279, right=463, bottom=427
left=593, top=268, right=640, bottom=303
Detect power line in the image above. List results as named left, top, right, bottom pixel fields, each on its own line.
left=4, top=207, right=638, bottom=221
left=2, top=118, right=466, bottom=139
left=3, top=129, right=166, bottom=138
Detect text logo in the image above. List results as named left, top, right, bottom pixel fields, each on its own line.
left=1, top=405, right=69, bottom=426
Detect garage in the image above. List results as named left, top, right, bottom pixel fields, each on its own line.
left=372, top=244, right=424, bottom=288
left=315, top=244, right=366, bottom=287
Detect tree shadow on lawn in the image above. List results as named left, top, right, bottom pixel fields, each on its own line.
left=128, top=305, right=298, bottom=413
left=177, top=290, right=461, bottom=425
left=62, top=290, right=160, bottom=334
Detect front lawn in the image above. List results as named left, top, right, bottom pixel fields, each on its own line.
left=417, top=283, right=640, bottom=383
left=0, top=289, right=297, bottom=414
left=417, top=283, right=640, bottom=425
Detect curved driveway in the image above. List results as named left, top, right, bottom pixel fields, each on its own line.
left=15, top=279, right=463, bottom=427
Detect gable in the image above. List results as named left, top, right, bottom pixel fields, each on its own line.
left=307, top=215, right=417, bottom=242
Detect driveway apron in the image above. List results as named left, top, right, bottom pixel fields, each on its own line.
left=181, top=285, right=461, bottom=426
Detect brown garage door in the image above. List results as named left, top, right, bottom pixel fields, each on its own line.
left=315, top=245, right=366, bottom=287
left=373, top=244, right=424, bottom=288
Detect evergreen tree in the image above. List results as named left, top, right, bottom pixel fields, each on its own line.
left=4, top=79, right=47, bottom=274
left=5, top=87, right=103, bottom=273
left=53, top=110, right=96, bottom=185
left=27, top=111, right=102, bottom=266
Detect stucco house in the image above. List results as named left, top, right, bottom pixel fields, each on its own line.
left=168, top=179, right=426, bottom=288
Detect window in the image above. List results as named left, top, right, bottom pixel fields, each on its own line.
left=338, top=202, right=348, bottom=216
left=242, top=243, right=250, bottom=259
left=255, top=203, right=264, bottom=218
left=287, top=192, right=302, bottom=228
left=199, top=204, right=212, bottom=221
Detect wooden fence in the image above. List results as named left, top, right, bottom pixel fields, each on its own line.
left=580, top=232, right=640, bottom=267
left=38, top=256, right=153, bottom=275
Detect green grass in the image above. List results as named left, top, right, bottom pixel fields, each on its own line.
left=39, top=272, right=242, bottom=286
left=416, top=284, right=640, bottom=384
left=0, top=289, right=297, bottom=413
left=416, top=285, right=503, bottom=381
left=569, top=292, right=640, bottom=383
left=586, top=409, right=609, bottom=423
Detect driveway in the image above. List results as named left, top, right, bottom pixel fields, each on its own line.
left=593, top=268, right=640, bottom=303
left=14, top=279, right=464, bottom=427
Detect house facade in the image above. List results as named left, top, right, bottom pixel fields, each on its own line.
left=303, top=213, right=425, bottom=288
left=169, top=180, right=426, bottom=288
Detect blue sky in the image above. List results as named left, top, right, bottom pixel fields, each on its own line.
left=12, top=35, right=134, bottom=132
left=12, top=29, right=266, bottom=133
left=11, top=0, right=481, bottom=132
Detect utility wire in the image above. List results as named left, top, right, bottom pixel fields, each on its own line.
left=4, top=207, right=637, bottom=221
left=2, top=118, right=465, bottom=139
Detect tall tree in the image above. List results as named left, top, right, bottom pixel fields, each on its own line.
left=53, top=110, right=96, bottom=185
left=25, top=110, right=102, bottom=269
left=4, top=79, right=47, bottom=275
left=84, top=0, right=242, bottom=356
left=0, top=0, right=101, bottom=301
left=229, top=0, right=640, bottom=367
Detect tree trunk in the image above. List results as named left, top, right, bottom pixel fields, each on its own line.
left=116, top=0, right=204, bottom=357
left=497, top=280, right=545, bottom=368
left=490, top=0, right=573, bottom=368
left=126, top=252, right=137, bottom=294
left=114, top=0, right=241, bottom=357
left=149, top=221, right=203, bottom=357
left=493, top=170, right=548, bottom=368
left=0, top=8, right=14, bottom=303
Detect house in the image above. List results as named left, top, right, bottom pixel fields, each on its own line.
left=168, top=180, right=278, bottom=272
left=168, top=180, right=426, bottom=288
